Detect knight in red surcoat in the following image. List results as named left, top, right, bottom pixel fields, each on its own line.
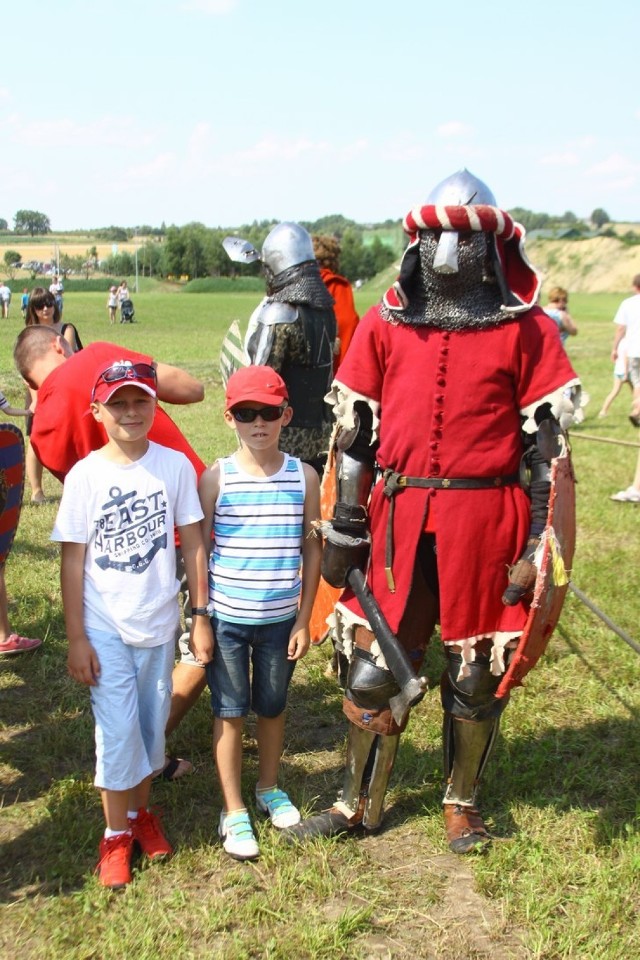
left=287, top=170, right=578, bottom=852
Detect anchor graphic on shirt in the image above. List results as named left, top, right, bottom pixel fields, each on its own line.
left=95, top=485, right=168, bottom=574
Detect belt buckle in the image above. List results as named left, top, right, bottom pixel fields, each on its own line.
left=397, top=475, right=407, bottom=487
left=441, top=478, right=451, bottom=488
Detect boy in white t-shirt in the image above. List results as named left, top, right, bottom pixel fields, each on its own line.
left=52, top=359, right=212, bottom=889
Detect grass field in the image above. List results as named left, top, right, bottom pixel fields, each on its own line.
left=0, top=287, right=639, bottom=959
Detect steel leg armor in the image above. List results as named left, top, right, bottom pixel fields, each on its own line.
left=440, top=646, right=509, bottom=853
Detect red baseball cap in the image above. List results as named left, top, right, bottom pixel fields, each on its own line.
left=225, top=365, right=288, bottom=410
left=92, top=359, right=157, bottom=404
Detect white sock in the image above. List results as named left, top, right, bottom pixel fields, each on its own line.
left=104, top=827, right=131, bottom=839
left=127, top=810, right=139, bottom=820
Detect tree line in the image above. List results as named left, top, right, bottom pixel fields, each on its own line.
left=0, top=206, right=620, bottom=283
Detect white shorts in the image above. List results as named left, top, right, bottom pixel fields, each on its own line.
left=87, top=628, right=174, bottom=791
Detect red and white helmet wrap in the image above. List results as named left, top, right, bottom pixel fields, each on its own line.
left=383, top=169, right=541, bottom=316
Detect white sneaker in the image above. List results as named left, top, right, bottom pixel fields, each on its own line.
left=218, top=810, right=259, bottom=861
left=255, top=787, right=301, bottom=829
left=610, top=486, right=640, bottom=503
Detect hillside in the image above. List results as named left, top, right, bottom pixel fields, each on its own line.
left=526, top=234, right=640, bottom=295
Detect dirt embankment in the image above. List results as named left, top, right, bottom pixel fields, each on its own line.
left=527, top=235, right=640, bottom=294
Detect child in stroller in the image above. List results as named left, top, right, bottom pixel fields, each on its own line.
left=120, top=298, right=135, bottom=323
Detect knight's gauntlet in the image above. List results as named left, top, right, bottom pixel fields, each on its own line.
left=321, top=503, right=371, bottom=588
left=502, top=537, right=539, bottom=606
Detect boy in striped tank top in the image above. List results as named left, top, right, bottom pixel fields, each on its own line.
left=196, top=366, right=321, bottom=860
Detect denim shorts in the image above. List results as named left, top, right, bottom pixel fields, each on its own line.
left=87, top=628, right=174, bottom=791
left=205, top=615, right=296, bottom=719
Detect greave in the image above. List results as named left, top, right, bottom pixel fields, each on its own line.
left=363, top=733, right=400, bottom=830
left=335, top=724, right=399, bottom=830
left=442, top=712, right=499, bottom=808
left=335, top=724, right=378, bottom=818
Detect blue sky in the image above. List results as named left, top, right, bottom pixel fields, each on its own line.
left=1, top=0, right=638, bottom=230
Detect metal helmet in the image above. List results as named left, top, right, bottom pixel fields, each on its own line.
left=427, top=168, right=497, bottom=206
left=261, top=222, right=315, bottom=277
left=425, top=169, right=497, bottom=275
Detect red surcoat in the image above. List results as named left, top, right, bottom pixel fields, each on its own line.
left=320, top=268, right=359, bottom=371
left=336, top=304, right=577, bottom=642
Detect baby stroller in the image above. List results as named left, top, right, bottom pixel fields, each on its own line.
left=120, top=298, right=135, bottom=323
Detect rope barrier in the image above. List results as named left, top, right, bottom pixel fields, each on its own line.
left=570, top=432, right=640, bottom=449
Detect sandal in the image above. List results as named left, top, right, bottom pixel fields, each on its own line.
left=152, top=756, right=193, bottom=782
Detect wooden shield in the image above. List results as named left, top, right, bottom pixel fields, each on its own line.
left=0, top=424, right=26, bottom=566
left=495, top=453, right=576, bottom=698
left=309, top=451, right=341, bottom=645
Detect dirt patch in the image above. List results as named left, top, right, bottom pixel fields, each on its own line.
left=334, top=827, right=527, bottom=960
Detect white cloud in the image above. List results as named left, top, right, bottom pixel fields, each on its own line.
left=540, top=151, right=580, bottom=167
left=436, top=121, right=473, bottom=139
left=180, top=0, right=237, bottom=13
left=120, top=153, right=177, bottom=186
left=234, top=136, right=328, bottom=164
left=586, top=153, right=639, bottom=177
left=8, top=115, right=156, bottom=150
left=0, top=87, right=10, bottom=102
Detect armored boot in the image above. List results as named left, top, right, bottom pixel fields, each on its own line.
left=284, top=724, right=399, bottom=841
left=442, top=711, right=499, bottom=854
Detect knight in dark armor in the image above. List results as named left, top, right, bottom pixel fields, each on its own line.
left=286, top=170, right=578, bottom=852
left=240, top=222, right=337, bottom=475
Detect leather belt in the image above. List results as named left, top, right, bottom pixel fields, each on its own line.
left=381, top=469, right=520, bottom=592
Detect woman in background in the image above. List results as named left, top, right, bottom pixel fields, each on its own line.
left=23, top=288, right=83, bottom=503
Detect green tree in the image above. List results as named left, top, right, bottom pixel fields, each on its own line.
left=137, top=241, right=163, bottom=278
left=0, top=218, right=8, bottom=231
left=14, top=209, right=51, bottom=236
left=102, top=252, right=135, bottom=277
left=3, top=250, right=21, bottom=279
left=368, top=236, right=395, bottom=275
left=591, top=208, right=610, bottom=229
left=163, top=226, right=187, bottom=278
left=339, top=227, right=366, bottom=281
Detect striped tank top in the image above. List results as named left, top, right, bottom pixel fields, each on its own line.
left=210, top=453, right=306, bottom=624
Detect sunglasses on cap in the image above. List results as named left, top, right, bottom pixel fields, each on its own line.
left=231, top=404, right=286, bottom=423
left=91, top=362, right=157, bottom=400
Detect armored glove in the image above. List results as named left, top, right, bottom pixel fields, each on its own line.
left=321, top=502, right=371, bottom=588
left=502, top=537, right=540, bottom=605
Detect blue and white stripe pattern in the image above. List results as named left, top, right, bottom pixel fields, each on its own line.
left=210, top=454, right=305, bottom=624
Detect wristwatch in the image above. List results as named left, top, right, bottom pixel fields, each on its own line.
left=191, top=605, right=213, bottom=617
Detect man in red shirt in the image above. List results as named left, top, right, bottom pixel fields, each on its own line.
left=287, top=171, right=578, bottom=853
left=14, top=326, right=209, bottom=779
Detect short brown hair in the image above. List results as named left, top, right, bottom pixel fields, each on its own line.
left=632, top=274, right=640, bottom=289
left=312, top=234, right=341, bottom=273
left=547, top=286, right=568, bottom=303
left=13, top=325, right=58, bottom=381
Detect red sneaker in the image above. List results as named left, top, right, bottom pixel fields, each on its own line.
left=0, top=634, right=43, bottom=656
left=129, top=807, right=173, bottom=859
left=96, top=832, right=134, bottom=889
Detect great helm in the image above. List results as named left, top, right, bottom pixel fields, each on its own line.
left=426, top=169, right=497, bottom=274
left=261, top=222, right=315, bottom=277
left=383, top=168, right=541, bottom=314
left=426, top=168, right=497, bottom=207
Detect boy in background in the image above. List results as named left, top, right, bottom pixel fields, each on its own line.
left=197, top=365, right=321, bottom=860
left=52, top=359, right=212, bottom=889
